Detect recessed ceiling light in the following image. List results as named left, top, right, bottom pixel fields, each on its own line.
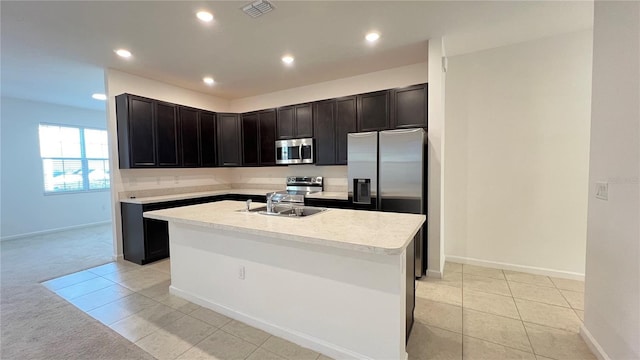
left=203, top=77, right=215, bottom=85
left=92, top=93, right=107, bottom=101
left=281, top=55, right=294, bottom=65
left=365, top=32, right=380, bottom=42
left=196, top=11, right=214, bottom=22
left=114, top=49, right=132, bottom=58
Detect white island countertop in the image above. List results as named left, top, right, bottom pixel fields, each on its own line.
left=144, top=200, right=424, bottom=255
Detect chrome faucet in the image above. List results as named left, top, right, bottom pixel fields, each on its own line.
left=266, top=192, right=304, bottom=213
left=266, top=192, right=276, bottom=213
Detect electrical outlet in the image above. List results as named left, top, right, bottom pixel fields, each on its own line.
left=238, top=266, right=245, bottom=280
left=595, top=181, right=608, bottom=200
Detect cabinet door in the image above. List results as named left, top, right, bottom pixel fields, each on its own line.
left=259, top=109, right=277, bottom=166
left=313, top=100, right=336, bottom=165
left=357, top=90, right=390, bottom=132
left=392, top=84, right=428, bottom=129
left=218, top=113, right=242, bottom=166
left=277, top=106, right=295, bottom=139
left=179, top=107, right=201, bottom=167
left=242, top=113, right=260, bottom=166
left=144, top=218, right=169, bottom=262
left=336, top=96, right=357, bottom=165
left=128, top=96, right=156, bottom=167
left=295, top=103, right=313, bottom=138
left=155, top=102, right=180, bottom=167
left=200, top=112, right=217, bottom=167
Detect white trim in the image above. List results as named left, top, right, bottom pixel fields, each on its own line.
left=426, top=269, right=443, bottom=279
left=580, top=324, right=611, bottom=360
left=445, top=255, right=585, bottom=281
left=113, top=254, right=124, bottom=262
left=170, top=286, right=407, bottom=360
left=0, top=221, right=111, bottom=241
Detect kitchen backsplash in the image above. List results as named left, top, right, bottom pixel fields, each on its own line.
left=230, top=165, right=347, bottom=192
left=117, top=168, right=233, bottom=199
left=117, top=165, right=348, bottom=200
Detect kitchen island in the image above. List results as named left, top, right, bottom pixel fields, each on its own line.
left=144, top=200, right=425, bottom=360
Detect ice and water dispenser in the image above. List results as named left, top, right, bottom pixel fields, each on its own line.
left=352, top=178, right=372, bottom=204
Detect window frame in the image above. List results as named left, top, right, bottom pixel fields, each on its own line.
left=39, top=123, right=111, bottom=195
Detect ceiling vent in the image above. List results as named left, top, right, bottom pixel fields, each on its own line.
left=242, top=0, right=274, bottom=18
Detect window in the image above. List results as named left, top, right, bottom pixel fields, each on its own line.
left=39, top=124, right=110, bottom=193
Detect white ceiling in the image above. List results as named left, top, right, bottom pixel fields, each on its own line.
left=1, top=1, right=593, bottom=111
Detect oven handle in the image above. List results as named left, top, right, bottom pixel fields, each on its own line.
left=299, top=144, right=303, bottom=159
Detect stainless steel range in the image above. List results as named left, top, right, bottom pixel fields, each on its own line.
left=284, top=176, right=323, bottom=195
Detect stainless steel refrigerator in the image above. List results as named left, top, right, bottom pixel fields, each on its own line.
left=347, top=128, right=427, bottom=278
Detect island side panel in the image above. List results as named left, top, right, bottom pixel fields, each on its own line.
left=168, top=222, right=408, bottom=360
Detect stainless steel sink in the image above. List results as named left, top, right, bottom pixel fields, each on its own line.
left=240, top=205, right=328, bottom=218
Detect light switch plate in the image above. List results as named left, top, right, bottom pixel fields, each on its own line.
left=595, top=181, right=608, bottom=200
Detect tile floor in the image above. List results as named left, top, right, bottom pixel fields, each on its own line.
left=43, top=260, right=595, bottom=360
left=409, top=262, right=594, bottom=360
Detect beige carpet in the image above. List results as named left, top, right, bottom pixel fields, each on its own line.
left=1, top=224, right=154, bottom=360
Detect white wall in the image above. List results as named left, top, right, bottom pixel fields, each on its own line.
left=229, top=62, right=428, bottom=112
left=443, top=30, right=593, bottom=278
left=582, top=3, right=639, bottom=360
left=427, top=38, right=446, bottom=278
left=0, top=97, right=111, bottom=239
left=105, top=70, right=234, bottom=257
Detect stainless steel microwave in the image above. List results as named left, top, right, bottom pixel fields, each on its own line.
left=275, top=138, right=314, bottom=165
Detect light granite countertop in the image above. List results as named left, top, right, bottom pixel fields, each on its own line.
left=144, top=200, right=424, bottom=255
left=120, top=188, right=281, bottom=205
left=120, top=189, right=348, bottom=204
left=305, top=191, right=348, bottom=201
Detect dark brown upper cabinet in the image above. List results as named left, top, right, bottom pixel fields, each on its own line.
left=335, top=96, right=357, bottom=164
left=217, top=113, right=242, bottom=167
left=241, top=109, right=277, bottom=167
left=357, top=90, right=390, bottom=132
left=117, top=94, right=177, bottom=169
left=258, top=109, right=277, bottom=166
left=312, top=96, right=356, bottom=166
left=277, top=103, right=313, bottom=139
left=117, top=94, right=155, bottom=168
left=200, top=111, right=217, bottom=167
left=178, top=106, right=201, bottom=167
left=155, top=101, right=180, bottom=167
left=391, top=83, right=428, bottom=129
left=313, top=99, right=336, bottom=166
left=241, top=113, right=260, bottom=167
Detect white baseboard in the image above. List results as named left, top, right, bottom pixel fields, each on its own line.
left=0, top=221, right=112, bottom=241
left=445, top=255, right=585, bottom=281
left=170, top=286, right=397, bottom=360
left=426, top=269, right=443, bottom=279
left=113, top=254, right=124, bottom=262
left=580, top=324, right=611, bottom=360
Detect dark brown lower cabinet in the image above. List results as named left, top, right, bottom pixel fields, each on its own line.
left=121, top=203, right=169, bottom=265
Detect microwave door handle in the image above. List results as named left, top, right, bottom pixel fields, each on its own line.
left=299, top=144, right=303, bottom=160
